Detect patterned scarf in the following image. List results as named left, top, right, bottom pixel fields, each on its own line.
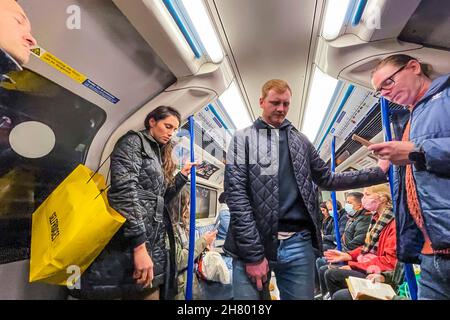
left=361, top=209, right=394, bottom=254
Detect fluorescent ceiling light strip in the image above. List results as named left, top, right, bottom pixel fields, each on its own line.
left=322, top=0, right=352, bottom=40
left=314, top=81, right=344, bottom=145
left=219, top=82, right=252, bottom=130
left=352, top=0, right=368, bottom=26
left=317, top=84, right=355, bottom=151
left=302, top=67, right=339, bottom=143
left=162, top=0, right=202, bottom=58
left=181, top=0, right=224, bottom=63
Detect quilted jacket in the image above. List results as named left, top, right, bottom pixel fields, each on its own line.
left=0, top=49, right=21, bottom=79
left=76, top=130, right=187, bottom=299
left=341, top=209, right=371, bottom=252
left=224, top=119, right=387, bottom=263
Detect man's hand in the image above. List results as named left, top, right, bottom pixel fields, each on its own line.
left=366, top=273, right=386, bottom=283
left=203, top=230, right=218, bottom=249
left=339, top=265, right=352, bottom=270
left=377, top=159, right=391, bottom=174
left=245, top=258, right=269, bottom=291
left=368, top=141, right=415, bottom=166
left=133, top=243, right=154, bottom=288
left=324, top=249, right=352, bottom=263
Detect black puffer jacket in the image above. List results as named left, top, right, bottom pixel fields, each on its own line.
left=224, top=119, right=387, bottom=263
left=341, top=209, right=371, bottom=252
left=76, top=130, right=187, bottom=299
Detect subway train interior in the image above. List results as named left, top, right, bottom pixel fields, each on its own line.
left=1, top=0, right=449, bottom=300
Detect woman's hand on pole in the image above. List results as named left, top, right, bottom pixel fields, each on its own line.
left=180, top=161, right=198, bottom=177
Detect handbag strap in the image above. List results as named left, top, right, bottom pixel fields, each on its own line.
left=87, top=153, right=111, bottom=184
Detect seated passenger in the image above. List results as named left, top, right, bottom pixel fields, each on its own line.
left=320, top=201, right=335, bottom=251
left=215, top=191, right=233, bottom=272
left=323, top=184, right=397, bottom=298
left=341, top=192, right=371, bottom=252
left=322, top=200, right=348, bottom=251
left=332, top=262, right=406, bottom=300
left=168, top=188, right=217, bottom=300
left=316, top=192, right=371, bottom=297
left=216, top=191, right=230, bottom=242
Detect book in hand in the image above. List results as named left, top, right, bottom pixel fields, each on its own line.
left=346, top=276, right=397, bottom=300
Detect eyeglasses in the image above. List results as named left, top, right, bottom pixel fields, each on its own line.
left=373, top=64, right=408, bottom=98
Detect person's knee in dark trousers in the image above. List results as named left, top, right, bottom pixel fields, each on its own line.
left=319, top=264, right=330, bottom=295
left=324, top=268, right=365, bottom=296
left=314, top=255, right=326, bottom=295
left=332, top=289, right=353, bottom=300
left=324, top=268, right=344, bottom=296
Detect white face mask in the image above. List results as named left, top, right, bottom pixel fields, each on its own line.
left=344, top=203, right=356, bottom=215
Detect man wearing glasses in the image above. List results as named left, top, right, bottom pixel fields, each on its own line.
left=369, top=54, right=450, bottom=299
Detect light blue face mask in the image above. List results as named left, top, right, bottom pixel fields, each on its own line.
left=328, top=210, right=334, bottom=217
left=344, top=203, right=356, bottom=215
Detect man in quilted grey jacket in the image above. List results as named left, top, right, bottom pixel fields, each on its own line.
left=224, top=79, right=390, bottom=300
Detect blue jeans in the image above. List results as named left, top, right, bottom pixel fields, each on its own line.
left=418, top=254, right=450, bottom=300
left=233, top=230, right=315, bottom=300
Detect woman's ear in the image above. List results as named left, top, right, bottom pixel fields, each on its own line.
left=148, top=118, right=156, bottom=129
left=409, top=60, right=422, bottom=76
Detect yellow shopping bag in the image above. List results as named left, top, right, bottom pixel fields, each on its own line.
left=29, top=164, right=125, bottom=286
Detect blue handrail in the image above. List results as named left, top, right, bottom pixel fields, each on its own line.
left=330, top=136, right=343, bottom=251
left=352, top=0, right=368, bottom=27
left=162, top=0, right=202, bottom=58
left=380, top=97, right=418, bottom=300
left=185, top=115, right=197, bottom=300
left=318, top=85, right=355, bottom=151
left=208, top=104, right=229, bottom=131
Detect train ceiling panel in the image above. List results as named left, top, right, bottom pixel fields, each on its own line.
left=316, top=0, right=450, bottom=90
left=399, top=0, right=450, bottom=51
left=20, top=0, right=176, bottom=117
left=208, top=0, right=324, bottom=128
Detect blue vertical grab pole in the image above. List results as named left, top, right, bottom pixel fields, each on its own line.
left=185, top=116, right=197, bottom=300
left=330, top=136, right=342, bottom=251
left=380, top=98, right=418, bottom=300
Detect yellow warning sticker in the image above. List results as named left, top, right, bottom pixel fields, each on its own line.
left=30, top=46, right=87, bottom=83
left=29, top=45, right=119, bottom=104
left=30, top=47, right=41, bottom=57
left=40, top=52, right=87, bottom=83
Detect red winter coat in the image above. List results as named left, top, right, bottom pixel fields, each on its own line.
left=347, top=220, right=397, bottom=273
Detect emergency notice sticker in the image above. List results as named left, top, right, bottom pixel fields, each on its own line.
left=30, top=45, right=120, bottom=104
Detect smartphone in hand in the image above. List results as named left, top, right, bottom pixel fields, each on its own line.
left=352, top=134, right=373, bottom=147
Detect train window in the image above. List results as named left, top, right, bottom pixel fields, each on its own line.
left=0, top=69, right=106, bottom=264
